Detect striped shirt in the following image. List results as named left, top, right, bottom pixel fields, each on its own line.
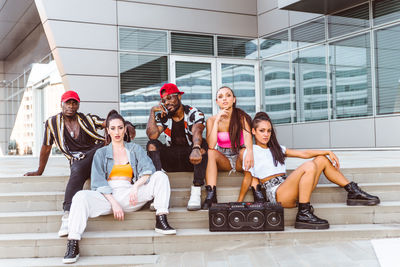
left=43, top=112, right=105, bottom=161
left=156, top=105, right=205, bottom=147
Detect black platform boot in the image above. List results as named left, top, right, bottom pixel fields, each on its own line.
left=344, top=182, right=380, bottom=206
left=63, top=239, right=80, bottom=264
left=202, top=185, right=217, bottom=209
left=252, top=184, right=266, bottom=203
left=155, top=214, right=176, bottom=235
left=295, top=202, right=329, bottom=230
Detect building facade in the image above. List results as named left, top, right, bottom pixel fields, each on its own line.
left=1, top=0, right=400, bottom=155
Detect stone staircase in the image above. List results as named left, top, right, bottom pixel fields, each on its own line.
left=0, top=162, right=400, bottom=266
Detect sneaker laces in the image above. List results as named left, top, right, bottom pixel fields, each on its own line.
left=158, top=215, right=171, bottom=229
left=65, top=240, right=77, bottom=256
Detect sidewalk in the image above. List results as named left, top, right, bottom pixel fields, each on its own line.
left=157, top=239, right=380, bottom=267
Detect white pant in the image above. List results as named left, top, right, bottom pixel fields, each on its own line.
left=68, top=171, right=170, bottom=240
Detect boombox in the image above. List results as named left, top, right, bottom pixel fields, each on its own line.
left=209, top=202, right=284, bottom=232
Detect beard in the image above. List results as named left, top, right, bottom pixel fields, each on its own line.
left=167, top=100, right=181, bottom=116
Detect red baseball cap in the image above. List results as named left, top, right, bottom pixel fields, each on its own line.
left=159, top=83, right=184, bottom=98
left=61, top=90, right=80, bottom=103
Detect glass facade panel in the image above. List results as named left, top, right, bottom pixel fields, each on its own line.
left=260, top=30, right=289, bottom=58
left=374, top=0, right=400, bottom=25
left=171, top=32, right=214, bottom=56
left=221, top=64, right=256, bottom=117
left=375, top=24, right=400, bottom=114
left=330, top=33, right=372, bottom=119
left=292, top=46, right=329, bottom=122
left=291, top=18, right=325, bottom=49
left=175, top=62, right=213, bottom=119
left=120, top=54, right=168, bottom=136
left=119, top=28, right=167, bottom=53
left=328, top=3, right=370, bottom=39
left=262, top=55, right=294, bottom=124
left=217, top=37, right=258, bottom=59
left=116, top=0, right=400, bottom=132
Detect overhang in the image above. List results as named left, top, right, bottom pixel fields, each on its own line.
left=0, top=0, right=41, bottom=60
left=278, top=0, right=368, bottom=14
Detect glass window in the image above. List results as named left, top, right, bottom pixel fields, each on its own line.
left=329, top=33, right=372, bottom=119
left=375, top=24, right=400, bottom=115
left=119, top=28, right=167, bottom=53
left=291, top=18, right=325, bottom=49
left=292, top=45, right=329, bottom=122
left=328, top=3, right=370, bottom=39
left=221, top=64, right=256, bottom=117
left=119, top=53, right=168, bottom=137
left=217, top=37, right=258, bottom=59
left=374, top=0, right=400, bottom=26
left=260, top=30, right=289, bottom=58
left=175, top=62, right=213, bottom=118
left=171, top=33, right=214, bottom=56
left=262, top=54, right=294, bottom=124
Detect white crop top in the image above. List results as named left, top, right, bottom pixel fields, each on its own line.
left=243, top=144, right=286, bottom=179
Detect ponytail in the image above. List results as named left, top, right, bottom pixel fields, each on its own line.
left=104, top=110, right=131, bottom=145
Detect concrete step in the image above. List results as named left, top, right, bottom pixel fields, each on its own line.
left=0, top=224, right=399, bottom=259
left=0, top=255, right=159, bottom=267
left=1, top=202, right=399, bottom=234
left=171, top=182, right=400, bottom=207
left=0, top=191, right=64, bottom=212
left=0, top=183, right=397, bottom=212
left=1, top=167, right=399, bottom=193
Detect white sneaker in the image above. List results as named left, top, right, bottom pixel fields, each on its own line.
left=58, top=211, right=69, bottom=237
left=187, top=185, right=201, bottom=211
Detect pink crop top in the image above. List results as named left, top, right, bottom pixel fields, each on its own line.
left=217, top=132, right=244, bottom=148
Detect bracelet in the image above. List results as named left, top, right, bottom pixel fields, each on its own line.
left=192, top=145, right=201, bottom=150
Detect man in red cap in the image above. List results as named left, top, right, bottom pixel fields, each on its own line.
left=146, top=83, right=208, bottom=211
left=24, top=90, right=135, bottom=237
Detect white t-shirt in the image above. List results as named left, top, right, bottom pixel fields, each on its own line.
left=243, top=144, right=286, bottom=179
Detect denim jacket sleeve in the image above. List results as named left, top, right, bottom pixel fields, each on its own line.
left=90, top=148, right=113, bottom=194
left=132, top=143, right=155, bottom=178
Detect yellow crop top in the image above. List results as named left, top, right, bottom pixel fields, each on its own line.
left=108, top=163, right=133, bottom=180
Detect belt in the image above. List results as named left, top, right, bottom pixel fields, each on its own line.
left=260, top=173, right=286, bottom=184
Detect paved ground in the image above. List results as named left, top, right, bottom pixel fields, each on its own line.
left=157, top=240, right=380, bottom=267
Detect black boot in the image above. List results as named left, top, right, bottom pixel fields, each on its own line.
left=344, top=182, right=380, bottom=206
left=252, top=184, right=266, bottom=203
left=63, top=239, right=79, bottom=264
left=295, top=202, right=329, bottom=230
left=155, top=214, right=176, bottom=235
left=202, top=185, right=217, bottom=209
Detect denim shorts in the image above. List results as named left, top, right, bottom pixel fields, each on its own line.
left=261, top=175, right=287, bottom=203
left=216, top=146, right=239, bottom=173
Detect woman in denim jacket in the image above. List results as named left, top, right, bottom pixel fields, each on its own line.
left=62, top=110, right=175, bottom=264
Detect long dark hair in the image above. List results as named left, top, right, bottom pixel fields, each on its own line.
left=218, top=86, right=252, bottom=153
left=251, top=112, right=285, bottom=166
left=104, top=110, right=131, bottom=145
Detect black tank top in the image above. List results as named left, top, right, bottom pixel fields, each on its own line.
left=171, top=118, right=189, bottom=147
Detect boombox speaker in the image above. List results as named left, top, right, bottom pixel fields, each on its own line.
left=209, top=202, right=284, bottom=232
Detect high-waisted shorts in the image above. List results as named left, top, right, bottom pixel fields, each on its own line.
left=261, top=175, right=287, bottom=203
